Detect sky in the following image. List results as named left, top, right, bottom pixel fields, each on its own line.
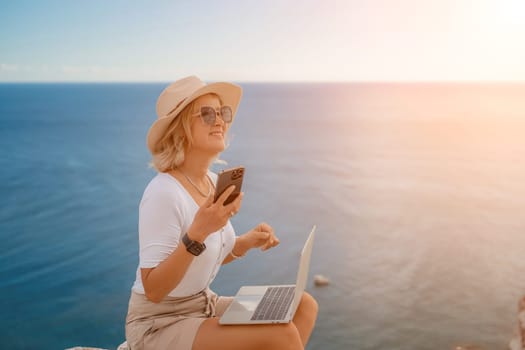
left=1, top=0, right=525, bottom=82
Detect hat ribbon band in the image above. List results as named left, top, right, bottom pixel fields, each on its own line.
left=167, top=98, right=188, bottom=116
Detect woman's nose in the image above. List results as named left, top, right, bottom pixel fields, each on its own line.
left=214, top=112, right=225, bottom=126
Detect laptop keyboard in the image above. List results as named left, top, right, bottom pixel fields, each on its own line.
left=251, top=286, right=296, bottom=321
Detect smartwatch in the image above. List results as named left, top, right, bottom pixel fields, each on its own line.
left=182, top=232, right=206, bottom=256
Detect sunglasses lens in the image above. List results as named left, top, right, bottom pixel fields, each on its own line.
left=221, top=106, right=233, bottom=123
left=200, top=106, right=216, bottom=125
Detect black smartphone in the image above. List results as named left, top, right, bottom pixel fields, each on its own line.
left=214, top=166, right=245, bottom=205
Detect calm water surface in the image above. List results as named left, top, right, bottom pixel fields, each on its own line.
left=1, top=82, right=524, bottom=349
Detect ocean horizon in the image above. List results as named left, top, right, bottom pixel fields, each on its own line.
left=1, top=82, right=525, bottom=350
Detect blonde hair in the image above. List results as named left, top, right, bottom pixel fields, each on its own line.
left=149, top=100, right=195, bottom=172
left=149, top=93, right=228, bottom=172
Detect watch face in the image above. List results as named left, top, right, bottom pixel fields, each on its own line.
left=183, top=233, right=206, bottom=256
left=186, top=240, right=206, bottom=256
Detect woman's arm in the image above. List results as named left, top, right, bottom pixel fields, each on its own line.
left=141, top=187, right=241, bottom=303
left=222, top=235, right=250, bottom=265
left=141, top=229, right=201, bottom=303
left=222, top=222, right=280, bottom=265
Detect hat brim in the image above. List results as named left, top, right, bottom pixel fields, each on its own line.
left=147, top=82, right=242, bottom=154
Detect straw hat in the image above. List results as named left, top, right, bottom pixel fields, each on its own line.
left=146, top=76, right=242, bottom=154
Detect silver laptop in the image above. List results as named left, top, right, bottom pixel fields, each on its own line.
left=219, top=225, right=316, bottom=325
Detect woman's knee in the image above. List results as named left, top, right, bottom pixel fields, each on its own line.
left=300, top=292, right=319, bottom=318
left=264, top=323, right=303, bottom=349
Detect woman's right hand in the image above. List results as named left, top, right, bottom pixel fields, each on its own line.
left=187, top=185, right=243, bottom=242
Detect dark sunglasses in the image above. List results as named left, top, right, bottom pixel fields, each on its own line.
left=193, top=106, right=233, bottom=125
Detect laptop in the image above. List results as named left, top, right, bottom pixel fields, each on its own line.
left=219, top=225, right=316, bottom=325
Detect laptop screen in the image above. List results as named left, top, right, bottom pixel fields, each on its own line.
left=290, top=226, right=316, bottom=316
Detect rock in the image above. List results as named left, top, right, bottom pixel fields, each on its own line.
left=117, top=341, right=130, bottom=350
left=65, top=341, right=128, bottom=350
left=509, top=337, right=521, bottom=350
left=509, top=295, right=525, bottom=350
left=313, top=274, right=330, bottom=286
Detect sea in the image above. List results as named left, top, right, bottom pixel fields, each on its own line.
left=1, top=82, right=525, bottom=350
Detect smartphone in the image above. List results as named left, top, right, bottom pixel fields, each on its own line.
left=214, top=166, right=245, bottom=205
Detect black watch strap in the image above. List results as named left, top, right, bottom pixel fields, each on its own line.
left=182, top=233, right=206, bottom=256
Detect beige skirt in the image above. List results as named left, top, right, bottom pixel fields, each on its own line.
left=125, top=289, right=233, bottom=350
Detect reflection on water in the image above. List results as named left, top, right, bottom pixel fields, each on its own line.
left=222, top=83, right=525, bottom=350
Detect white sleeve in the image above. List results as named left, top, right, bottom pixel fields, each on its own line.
left=138, top=186, right=184, bottom=268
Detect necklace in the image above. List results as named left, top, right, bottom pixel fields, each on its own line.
left=179, top=170, right=212, bottom=197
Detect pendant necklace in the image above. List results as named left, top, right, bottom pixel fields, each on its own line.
left=180, top=170, right=212, bottom=197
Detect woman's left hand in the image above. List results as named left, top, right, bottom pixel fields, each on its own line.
left=242, top=222, right=280, bottom=252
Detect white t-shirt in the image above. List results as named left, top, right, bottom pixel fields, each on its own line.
left=131, top=171, right=236, bottom=297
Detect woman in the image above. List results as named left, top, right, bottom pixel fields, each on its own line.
left=125, top=76, right=318, bottom=350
